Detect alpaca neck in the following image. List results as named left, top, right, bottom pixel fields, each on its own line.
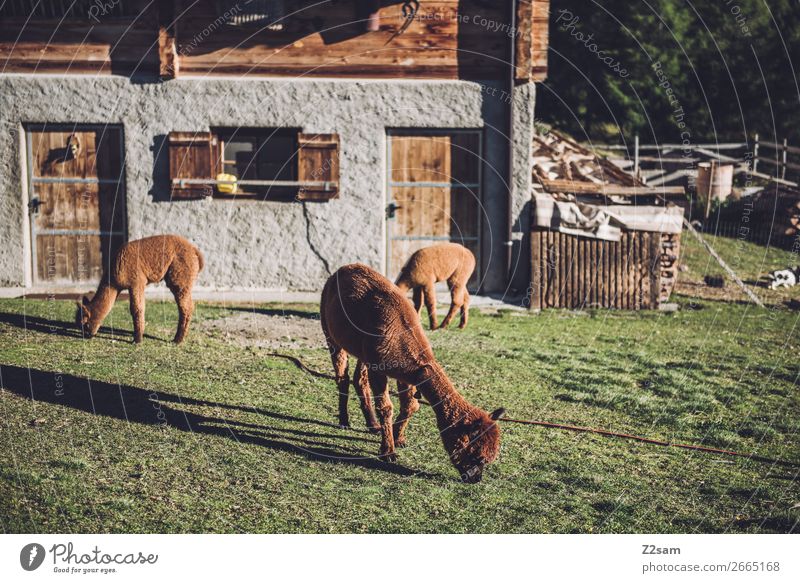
left=394, top=279, right=410, bottom=293
left=87, top=282, right=119, bottom=330
left=412, top=363, right=473, bottom=428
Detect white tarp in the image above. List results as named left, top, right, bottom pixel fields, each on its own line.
left=532, top=193, right=684, bottom=241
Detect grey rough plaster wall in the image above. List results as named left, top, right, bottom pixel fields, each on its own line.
left=0, top=76, right=534, bottom=293
left=0, top=118, right=26, bottom=287
left=509, top=81, right=536, bottom=295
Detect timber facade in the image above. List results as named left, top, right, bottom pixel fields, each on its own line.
left=0, top=1, right=549, bottom=293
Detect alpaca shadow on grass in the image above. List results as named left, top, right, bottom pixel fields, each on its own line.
left=0, top=311, right=165, bottom=343
left=0, top=364, right=431, bottom=478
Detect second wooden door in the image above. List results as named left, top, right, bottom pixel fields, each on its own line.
left=27, top=126, right=126, bottom=286
left=386, top=130, right=482, bottom=288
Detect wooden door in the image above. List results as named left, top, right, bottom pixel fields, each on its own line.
left=386, top=131, right=482, bottom=288
left=27, top=126, right=126, bottom=285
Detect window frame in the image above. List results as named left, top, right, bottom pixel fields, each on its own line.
left=215, top=127, right=300, bottom=199
left=167, top=128, right=339, bottom=202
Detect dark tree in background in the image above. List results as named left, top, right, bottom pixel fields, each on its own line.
left=537, top=0, right=800, bottom=145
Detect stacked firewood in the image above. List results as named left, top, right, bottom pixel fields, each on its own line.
left=532, top=130, right=640, bottom=187
left=531, top=130, right=681, bottom=305
left=658, top=233, right=681, bottom=303
left=753, top=186, right=800, bottom=239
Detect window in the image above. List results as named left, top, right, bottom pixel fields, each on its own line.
left=167, top=129, right=339, bottom=201
left=217, top=128, right=297, bottom=197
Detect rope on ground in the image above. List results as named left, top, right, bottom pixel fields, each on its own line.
left=498, top=416, right=798, bottom=469
left=265, top=352, right=798, bottom=468
left=264, top=351, right=335, bottom=380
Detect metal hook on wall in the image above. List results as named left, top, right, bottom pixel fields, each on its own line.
left=384, top=0, right=420, bottom=44
left=402, top=0, right=420, bottom=21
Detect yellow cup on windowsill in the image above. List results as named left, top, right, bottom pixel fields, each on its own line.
left=215, top=173, right=238, bottom=195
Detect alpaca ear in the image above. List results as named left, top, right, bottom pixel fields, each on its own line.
left=490, top=408, right=506, bottom=421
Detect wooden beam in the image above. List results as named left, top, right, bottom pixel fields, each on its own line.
left=531, top=0, right=549, bottom=81
left=750, top=171, right=799, bottom=188
left=549, top=130, right=641, bottom=185
left=176, top=1, right=510, bottom=80
left=158, top=1, right=178, bottom=79
left=757, top=140, right=800, bottom=155
left=599, top=142, right=748, bottom=151
left=756, top=157, right=800, bottom=173
left=646, top=169, right=693, bottom=186
left=515, top=1, right=533, bottom=81
left=537, top=179, right=685, bottom=197
left=0, top=17, right=159, bottom=75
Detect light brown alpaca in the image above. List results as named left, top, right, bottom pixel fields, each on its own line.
left=76, top=235, right=204, bottom=344
left=395, top=242, right=476, bottom=330
left=321, top=263, right=504, bottom=483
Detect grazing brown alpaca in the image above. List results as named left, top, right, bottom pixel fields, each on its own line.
left=76, top=235, right=204, bottom=344
left=321, top=263, right=504, bottom=482
left=395, top=242, right=476, bottom=330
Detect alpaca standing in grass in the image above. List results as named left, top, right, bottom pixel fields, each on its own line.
left=321, top=263, right=504, bottom=482
left=76, top=235, right=204, bottom=344
left=395, top=242, right=476, bottom=330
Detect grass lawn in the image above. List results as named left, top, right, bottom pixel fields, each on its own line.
left=1, top=236, right=799, bottom=533
left=676, top=227, right=799, bottom=304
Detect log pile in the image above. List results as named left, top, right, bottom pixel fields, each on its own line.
left=532, top=130, right=641, bottom=188
left=752, top=185, right=800, bottom=239
left=531, top=130, right=682, bottom=306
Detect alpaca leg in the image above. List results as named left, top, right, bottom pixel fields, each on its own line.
left=423, top=281, right=438, bottom=329
left=368, top=370, right=395, bottom=461
left=172, top=288, right=194, bottom=344
left=128, top=283, right=146, bottom=344
left=330, top=348, right=350, bottom=428
left=353, top=360, right=380, bottom=433
left=459, top=290, right=471, bottom=329
left=412, top=287, right=423, bottom=316
left=439, top=284, right=465, bottom=330
left=322, top=315, right=351, bottom=429
left=393, top=381, right=420, bottom=448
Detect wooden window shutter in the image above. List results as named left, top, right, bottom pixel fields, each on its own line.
left=297, top=133, right=339, bottom=201
left=168, top=131, right=220, bottom=199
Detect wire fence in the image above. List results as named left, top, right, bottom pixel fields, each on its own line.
left=593, top=135, right=799, bottom=188
left=699, top=218, right=798, bottom=251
